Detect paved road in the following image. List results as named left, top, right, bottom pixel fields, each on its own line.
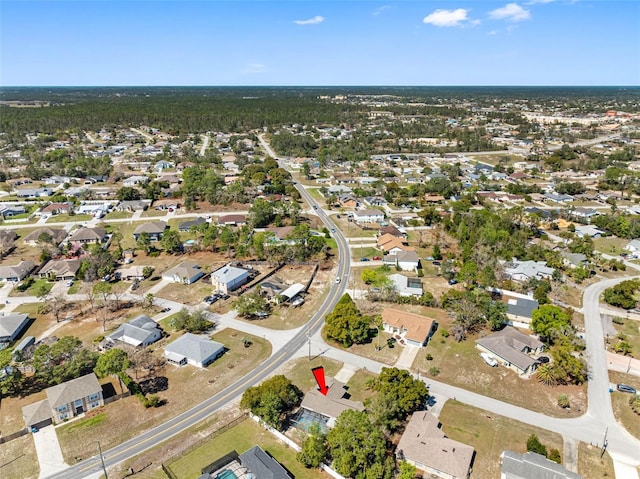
left=45, top=137, right=351, bottom=479
left=199, top=134, right=210, bottom=156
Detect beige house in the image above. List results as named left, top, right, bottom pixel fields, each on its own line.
left=476, top=327, right=544, bottom=376
left=397, top=411, right=475, bottom=479
left=382, top=308, right=436, bottom=348
left=23, top=373, right=104, bottom=428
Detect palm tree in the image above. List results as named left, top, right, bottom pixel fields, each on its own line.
left=536, top=363, right=559, bottom=386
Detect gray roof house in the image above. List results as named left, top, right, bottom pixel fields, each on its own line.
left=299, top=379, right=365, bottom=427
left=500, top=450, right=582, bottom=479
left=161, top=261, right=204, bottom=284
left=383, top=250, right=420, bottom=271
left=0, top=313, right=30, bottom=343
left=504, top=296, right=539, bottom=329
left=164, top=333, right=224, bottom=368
left=0, top=260, right=35, bottom=282
left=626, top=239, right=640, bottom=253
left=211, top=264, right=250, bottom=294
left=503, top=260, right=555, bottom=282
left=22, top=227, right=68, bottom=246
left=107, top=315, right=162, bottom=347
left=238, top=446, right=292, bottom=479
left=133, top=221, right=167, bottom=241
left=397, top=411, right=475, bottom=479
left=178, top=217, right=207, bottom=232
left=476, top=327, right=544, bottom=376
left=23, top=373, right=104, bottom=428
left=388, top=273, right=423, bottom=297
left=68, top=226, right=107, bottom=244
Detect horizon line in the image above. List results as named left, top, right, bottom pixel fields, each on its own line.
left=2, top=85, right=639, bottom=89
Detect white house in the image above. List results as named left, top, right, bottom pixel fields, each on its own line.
left=383, top=251, right=420, bottom=271
left=388, top=273, right=423, bottom=297
left=164, top=333, right=224, bottom=368
left=353, top=209, right=385, bottom=224
left=503, top=260, right=554, bottom=282
left=211, top=264, right=250, bottom=294
left=106, top=315, right=162, bottom=347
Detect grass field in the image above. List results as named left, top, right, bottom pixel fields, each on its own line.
left=593, top=236, right=629, bottom=256
left=8, top=278, right=53, bottom=298
left=439, top=400, right=564, bottom=479
left=611, top=317, right=640, bottom=359
left=282, top=357, right=344, bottom=391
left=104, top=210, right=133, bottom=220
left=46, top=213, right=93, bottom=223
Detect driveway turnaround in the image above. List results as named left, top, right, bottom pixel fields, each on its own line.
left=33, top=426, right=67, bottom=478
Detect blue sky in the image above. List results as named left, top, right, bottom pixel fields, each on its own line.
left=1, top=1, right=638, bottom=86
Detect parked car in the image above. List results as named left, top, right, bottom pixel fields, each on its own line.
left=536, top=356, right=550, bottom=364
left=66, top=279, right=74, bottom=287
left=360, top=257, right=370, bottom=262
left=160, top=307, right=171, bottom=313
left=432, top=261, right=441, bottom=266
left=313, top=205, right=318, bottom=210
left=480, top=352, right=498, bottom=367
left=448, top=278, right=458, bottom=285
left=372, top=256, right=382, bottom=261
left=617, top=384, right=637, bottom=394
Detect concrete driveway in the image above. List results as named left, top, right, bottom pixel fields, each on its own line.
left=32, top=425, right=67, bottom=478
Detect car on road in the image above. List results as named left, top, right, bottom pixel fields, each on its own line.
left=360, top=257, right=370, bottom=262
left=617, top=384, right=637, bottom=394
left=313, top=205, right=318, bottom=210
left=335, top=277, right=341, bottom=284
left=160, top=307, right=171, bottom=313
left=480, top=352, right=498, bottom=367
left=331, top=228, right=336, bottom=233
left=372, top=256, right=381, bottom=261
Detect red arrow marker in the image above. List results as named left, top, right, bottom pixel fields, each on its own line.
left=312, top=366, right=329, bottom=395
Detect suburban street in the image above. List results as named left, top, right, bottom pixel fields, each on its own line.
left=22, top=134, right=640, bottom=479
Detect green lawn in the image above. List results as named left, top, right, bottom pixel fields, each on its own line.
left=611, top=316, right=640, bottom=358
left=104, top=210, right=133, bottom=220
left=163, top=418, right=327, bottom=479
left=46, top=213, right=93, bottom=223
left=285, top=356, right=344, bottom=391
left=344, top=369, right=377, bottom=403
left=9, top=278, right=54, bottom=298
left=351, top=246, right=379, bottom=260
left=578, top=442, right=615, bottom=478
left=593, top=236, right=629, bottom=255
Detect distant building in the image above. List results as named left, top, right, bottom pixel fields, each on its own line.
left=503, top=260, right=554, bottom=282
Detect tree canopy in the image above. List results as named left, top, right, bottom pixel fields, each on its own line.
left=324, top=294, right=372, bottom=347
left=240, top=375, right=303, bottom=430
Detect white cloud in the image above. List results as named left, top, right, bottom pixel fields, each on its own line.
left=243, top=63, right=268, bottom=74
left=373, top=5, right=392, bottom=16
left=488, top=30, right=497, bottom=35
left=489, top=3, right=531, bottom=21
left=525, top=0, right=555, bottom=4
left=294, top=15, right=325, bottom=25
left=422, top=8, right=471, bottom=27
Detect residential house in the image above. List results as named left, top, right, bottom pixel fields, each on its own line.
left=43, top=175, right=72, bottom=185
left=544, top=192, right=574, bottom=203
left=200, top=446, right=292, bottom=479
left=0, top=230, right=18, bottom=247
left=327, top=185, right=353, bottom=195
left=133, top=221, right=167, bottom=241
left=161, top=261, right=204, bottom=284
left=217, top=214, right=247, bottom=226
left=353, top=209, right=385, bottom=224
left=16, top=187, right=52, bottom=198
left=178, top=217, right=207, bottom=232
left=337, top=193, right=358, bottom=209
left=22, top=373, right=104, bottom=429
left=574, top=224, right=603, bottom=238
left=154, top=159, right=173, bottom=171
left=75, top=202, right=110, bottom=217
left=38, top=202, right=72, bottom=217
left=363, top=196, right=387, bottom=207
left=503, top=260, right=555, bottom=282
left=504, top=295, right=539, bottom=329
left=23, top=227, right=68, bottom=247
left=379, top=224, right=405, bottom=238
left=211, top=264, right=250, bottom=294
left=569, top=207, right=599, bottom=223
left=68, top=226, right=107, bottom=245
left=117, top=200, right=149, bottom=212
left=377, top=234, right=414, bottom=253
left=122, top=175, right=149, bottom=187
left=0, top=205, right=26, bottom=218
left=38, top=258, right=82, bottom=281
left=0, top=313, right=30, bottom=343
left=107, top=315, right=162, bottom=347
left=500, top=451, right=582, bottom=479
left=388, top=274, right=423, bottom=297
left=381, top=308, right=436, bottom=347
left=153, top=198, right=180, bottom=211
left=561, top=252, right=588, bottom=269
left=626, top=239, right=640, bottom=254
left=383, top=250, right=420, bottom=271
left=266, top=226, right=296, bottom=243
left=397, top=411, right=475, bottom=479
left=0, top=261, right=35, bottom=282
left=298, top=379, right=365, bottom=428
left=164, top=333, right=224, bottom=368
left=476, top=327, right=544, bottom=376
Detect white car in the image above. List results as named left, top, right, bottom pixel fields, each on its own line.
left=480, top=352, right=498, bottom=367
left=335, top=278, right=341, bottom=284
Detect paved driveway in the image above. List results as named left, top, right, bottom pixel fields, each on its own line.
left=32, top=425, right=67, bottom=478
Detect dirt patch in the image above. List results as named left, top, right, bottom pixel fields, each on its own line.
left=0, top=434, right=39, bottom=479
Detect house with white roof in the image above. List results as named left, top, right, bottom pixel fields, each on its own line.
left=353, top=209, right=385, bottom=224
left=211, top=264, right=250, bottom=294
left=388, top=274, right=423, bottom=297
left=164, top=333, right=224, bottom=368
left=503, top=260, right=555, bottom=282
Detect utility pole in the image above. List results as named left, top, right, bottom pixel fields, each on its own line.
left=601, top=427, right=608, bottom=458
left=97, top=441, right=108, bottom=479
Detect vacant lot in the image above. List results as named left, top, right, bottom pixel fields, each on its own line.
left=344, top=369, right=377, bottom=403
left=439, top=401, right=564, bottom=479
left=594, top=236, right=629, bottom=256
left=609, top=371, right=640, bottom=440
left=412, top=316, right=587, bottom=418
left=578, top=442, right=615, bottom=478
left=46, top=213, right=93, bottom=223
left=611, top=316, right=640, bottom=359
left=57, top=329, right=270, bottom=463
left=0, top=434, right=39, bottom=479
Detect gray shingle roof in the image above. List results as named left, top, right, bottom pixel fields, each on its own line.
left=0, top=313, right=30, bottom=341
left=501, top=450, right=583, bottom=479
left=476, top=327, right=543, bottom=372
left=239, top=446, right=292, bottom=479
left=107, top=315, right=162, bottom=346
left=45, top=373, right=101, bottom=409
left=164, top=333, right=223, bottom=366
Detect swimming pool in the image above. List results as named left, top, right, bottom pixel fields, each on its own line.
left=216, top=469, right=238, bottom=479
left=291, top=408, right=328, bottom=433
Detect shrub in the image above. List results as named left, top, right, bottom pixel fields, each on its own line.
left=441, top=329, right=450, bottom=339
left=428, top=366, right=440, bottom=377
left=548, top=449, right=562, bottom=464
left=425, top=353, right=433, bottom=361
left=526, top=434, right=548, bottom=457
left=557, top=394, right=570, bottom=409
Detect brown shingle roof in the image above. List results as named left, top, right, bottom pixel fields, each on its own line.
left=382, top=309, right=435, bottom=344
